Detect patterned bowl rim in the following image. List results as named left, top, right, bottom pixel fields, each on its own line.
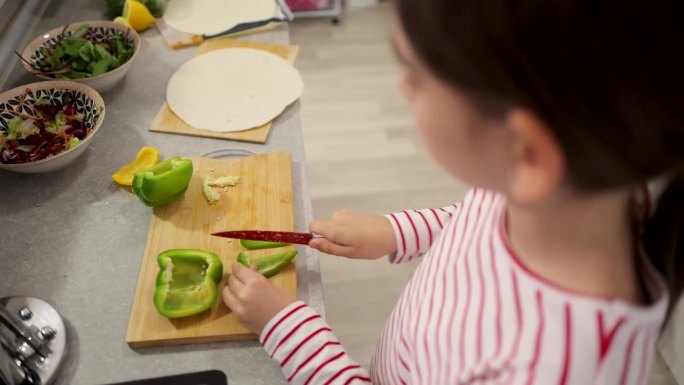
left=0, top=80, right=106, bottom=169
left=19, top=20, right=141, bottom=82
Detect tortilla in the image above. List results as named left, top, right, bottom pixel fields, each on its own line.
left=164, top=0, right=277, bottom=36
left=166, top=48, right=304, bottom=133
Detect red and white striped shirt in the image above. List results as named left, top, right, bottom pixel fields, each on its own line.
left=259, top=189, right=669, bottom=384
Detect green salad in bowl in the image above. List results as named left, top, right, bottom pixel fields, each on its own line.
left=18, top=23, right=134, bottom=79
left=19, top=21, right=141, bottom=92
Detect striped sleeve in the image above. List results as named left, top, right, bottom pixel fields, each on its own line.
left=384, top=204, right=461, bottom=264
left=261, top=301, right=371, bottom=385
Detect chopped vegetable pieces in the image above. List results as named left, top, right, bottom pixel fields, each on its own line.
left=202, top=174, right=239, bottom=204
left=240, top=239, right=290, bottom=250
left=208, top=175, right=239, bottom=187
left=203, top=176, right=221, bottom=204
left=236, top=250, right=297, bottom=278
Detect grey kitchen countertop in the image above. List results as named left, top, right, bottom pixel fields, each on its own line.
left=0, top=1, right=325, bottom=384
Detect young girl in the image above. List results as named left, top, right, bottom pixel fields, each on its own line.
left=222, top=0, right=683, bottom=383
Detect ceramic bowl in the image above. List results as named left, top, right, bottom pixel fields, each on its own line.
left=19, top=20, right=141, bottom=92
left=0, top=81, right=105, bottom=173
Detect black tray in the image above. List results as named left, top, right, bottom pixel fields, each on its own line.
left=104, top=370, right=227, bottom=385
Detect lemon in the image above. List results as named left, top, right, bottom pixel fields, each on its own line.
left=113, top=16, right=132, bottom=28
left=123, top=0, right=156, bottom=32
left=112, top=146, right=160, bottom=186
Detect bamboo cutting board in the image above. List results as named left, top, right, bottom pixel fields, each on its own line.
left=126, top=152, right=297, bottom=348
left=149, top=39, right=300, bottom=144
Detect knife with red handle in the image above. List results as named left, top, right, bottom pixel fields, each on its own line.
left=211, top=230, right=323, bottom=245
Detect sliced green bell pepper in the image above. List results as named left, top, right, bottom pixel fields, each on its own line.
left=236, top=250, right=297, bottom=278
left=132, top=157, right=193, bottom=207
left=240, top=239, right=290, bottom=250
left=154, top=249, right=223, bottom=318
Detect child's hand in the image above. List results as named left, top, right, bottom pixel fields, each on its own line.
left=222, top=262, right=297, bottom=335
left=308, top=209, right=397, bottom=259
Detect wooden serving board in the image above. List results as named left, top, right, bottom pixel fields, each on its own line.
left=149, top=39, right=300, bottom=144
left=126, top=152, right=297, bottom=348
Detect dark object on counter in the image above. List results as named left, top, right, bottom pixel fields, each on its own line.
left=0, top=297, right=67, bottom=385
left=105, top=370, right=227, bottom=385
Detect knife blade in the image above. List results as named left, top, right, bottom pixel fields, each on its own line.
left=211, top=230, right=319, bottom=245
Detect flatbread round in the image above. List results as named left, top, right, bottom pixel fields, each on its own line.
left=164, top=0, right=277, bottom=36
left=166, top=48, right=304, bottom=133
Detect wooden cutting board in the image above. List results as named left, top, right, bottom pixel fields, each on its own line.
left=126, top=152, right=297, bottom=348
left=149, top=39, right=300, bottom=144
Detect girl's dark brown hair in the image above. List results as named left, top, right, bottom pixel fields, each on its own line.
left=396, top=0, right=683, bottom=310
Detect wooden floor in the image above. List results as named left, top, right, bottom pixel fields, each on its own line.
left=289, top=4, right=677, bottom=384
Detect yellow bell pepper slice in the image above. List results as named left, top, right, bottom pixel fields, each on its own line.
left=112, top=146, right=160, bottom=186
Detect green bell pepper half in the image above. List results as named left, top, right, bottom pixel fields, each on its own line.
left=240, top=239, right=290, bottom=250
left=236, top=250, right=297, bottom=278
left=132, top=157, right=193, bottom=207
left=154, top=249, right=224, bottom=318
